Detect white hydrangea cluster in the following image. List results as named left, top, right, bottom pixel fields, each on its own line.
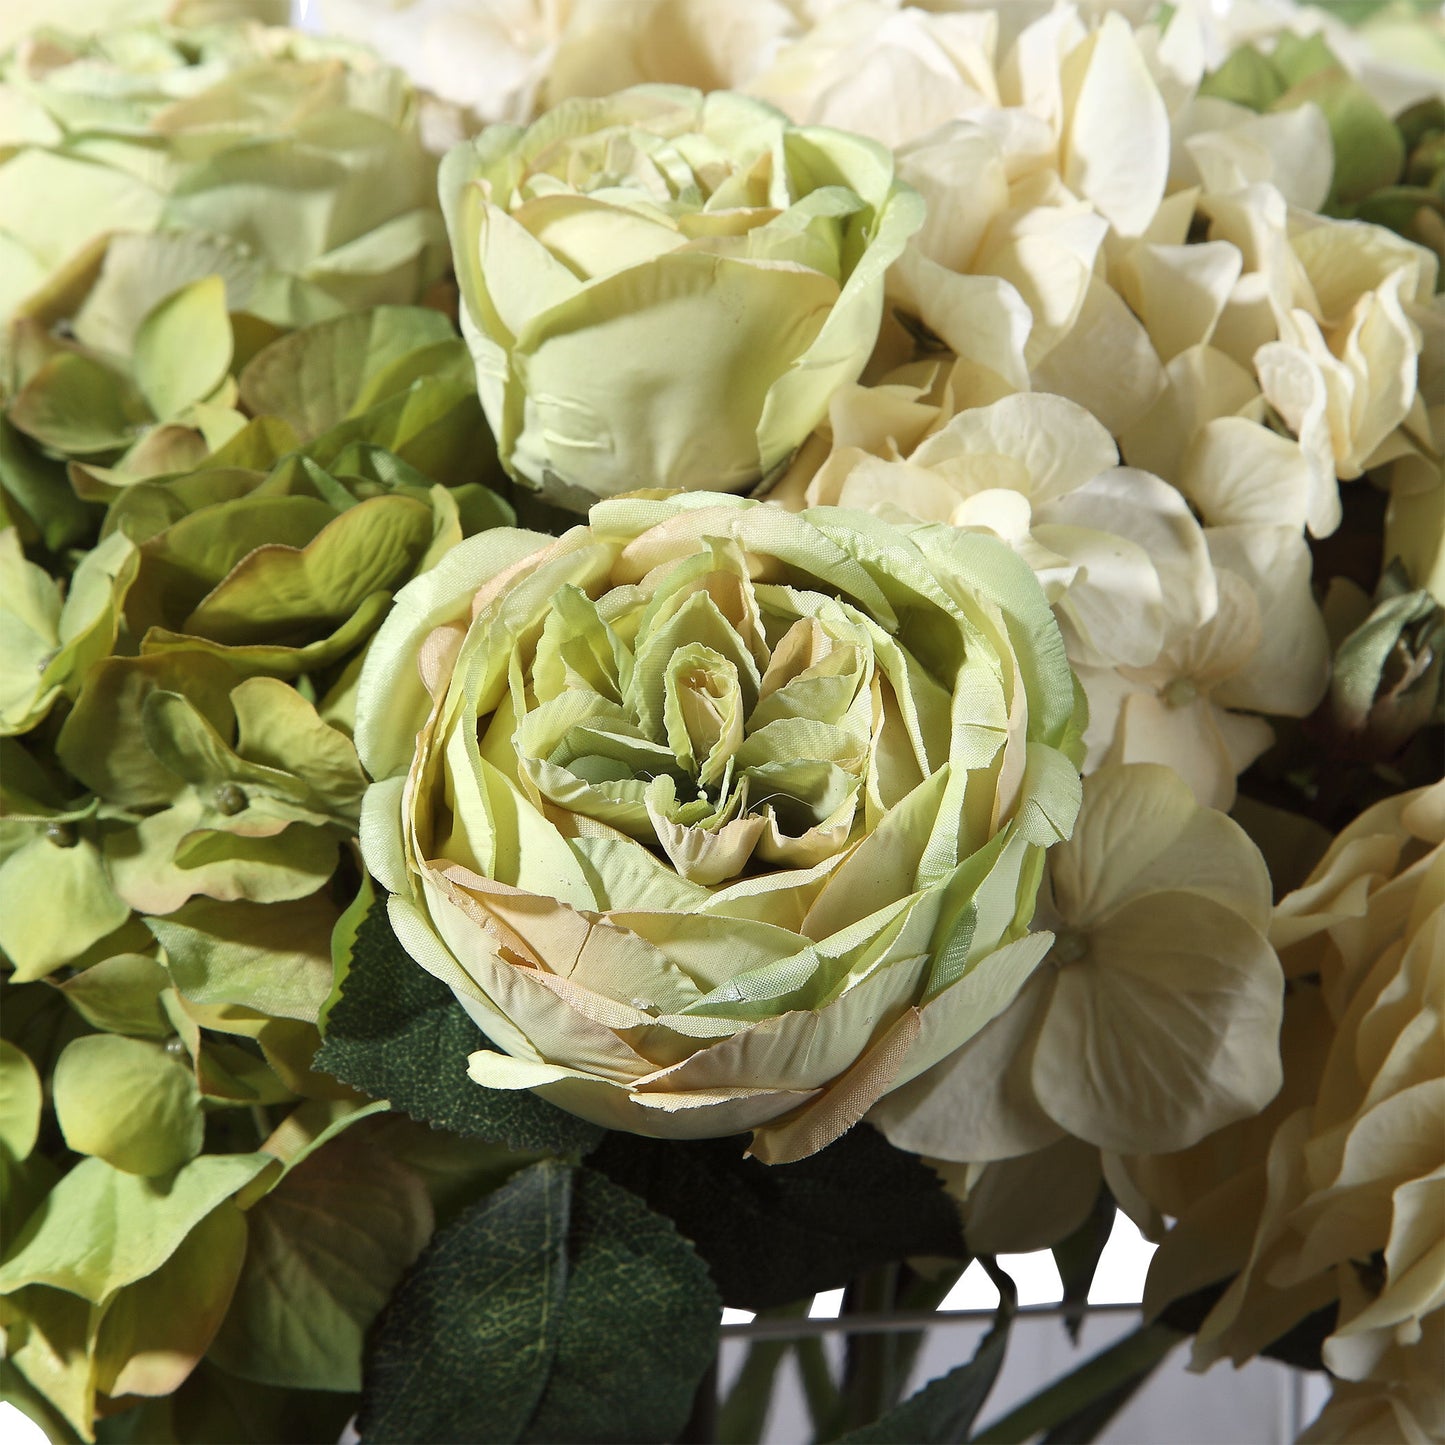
left=761, top=0, right=1439, bottom=818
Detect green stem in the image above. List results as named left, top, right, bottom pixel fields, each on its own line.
left=827, top=1265, right=902, bottom=1440
left=970, top=1322, right=1182, bottom=1444
left=889, top=1263, right=971, bottom=1401
left=718, top=1303, right=808, bottom=1445
left=795, top=1336, right=839, bottom=1440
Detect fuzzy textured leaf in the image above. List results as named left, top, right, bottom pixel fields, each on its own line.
left=589, top=1124, right=967, bottom=1310
left=314, top=898, right=603, bottom=1156
left=358, top=1160, right=719, bottom=1444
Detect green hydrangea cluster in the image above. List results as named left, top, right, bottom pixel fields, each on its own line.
left=0, top=13, right=532, bottom=1440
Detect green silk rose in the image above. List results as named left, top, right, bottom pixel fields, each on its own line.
left=356, top=493, right=1085, bottom=1163
left=440, top=86, right=923, bottom=511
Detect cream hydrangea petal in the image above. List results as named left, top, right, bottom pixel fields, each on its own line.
left=1071, top=663, right=1134, bottom=774
left=1293, top=219, right=1437, bottom=322
left=1115, top=239, right=1243, bottom=362
left=889, top=252, right=1033, bottom=396
left=896, top=121, right=1008, bottom=272
left=1340, top=272, right=1427, bottom=471
left=1164, top=563, right=1262, bottom=687
left=1179, top=416, right=1314, bottom=531
left=999, top=3, right=1087, bottom=125
left=1030, top=275, right=1166, bottom=436
left=980, top=212, right=1108, bottom=368
left=1058, top=13, right=1169, bottom=238
left=867, top=964, right=1062, bottom=1163
left=1120, top=341, right=1262, bottom=484
left=748, top=4, right=998, bottom=149
left=940, top=1136, right=1103, bottom=1255
left=1038, top=521, right=1166, bottom=670
left=1180, top=104, right=1333, bottom=213
left=1038, top=466, right=1214, bottom=661
left=1208, top=524, right=1330, bottom=718
left=1049, top=763, right=1272, bottom=933
left=544, top=0, right=801, bottom=108
left=1046, top=762, right=1190, bottom=919
left=1254, top=341, right=1347, bottom=539
left=910, top=392, right=1118, bottom=508
left=1030, top=891, right=1283, bottom=1154
left=1111, top=691, right=1256, bottom=813
left=1122, top=5, right=1195, bottom=118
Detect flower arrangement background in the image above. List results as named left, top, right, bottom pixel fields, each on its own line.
left=0, top=0, right=1440, bottom=1442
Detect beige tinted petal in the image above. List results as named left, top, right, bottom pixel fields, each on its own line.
left=1254, top=341, right=1344, bottom=537
left=1050, top=763, right=1271, bottom=932
left=911, top=392, right=1117, bottom=507
left=867, top=953, right=1061, bottom=1163
left=1059, top=14, right=1168, bottom=237
left=1032, top=892, right=1282, bottom=1153
left=1208, top=524, right=1330, bottom=718
left=1120, top=340, right=1262, bottom=483
left=1179, top=416, right=1313, bottom=530
left=1116, top=239, right=1242, bottom=362
left=945, top=1135, right=1103, bottom=1254
left=1111, top=691, right=1253, bottom=812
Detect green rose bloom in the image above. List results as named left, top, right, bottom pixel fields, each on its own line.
left=440, top=86, right=924, bottom=511
left=356, top=493, right=1085, bottom=1163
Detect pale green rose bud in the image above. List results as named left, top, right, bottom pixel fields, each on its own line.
left=355, top=493, right=1085, bottom=1164
left=440, top=86, right=925, bottom=511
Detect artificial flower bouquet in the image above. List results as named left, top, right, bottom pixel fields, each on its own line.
left=0, top=0, right=1440, bottom=1441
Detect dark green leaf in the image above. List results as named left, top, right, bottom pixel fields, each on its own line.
left=589, top=1125, right=966, bottom=1311
left=837, top=1277, right=1014, bottom=1444
left=314, top=896, right=603, bottom=1155
left=359, top=1159, right=720, bottom=1444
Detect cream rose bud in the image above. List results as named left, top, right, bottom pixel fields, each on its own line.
left=439, top=85, right=924, bottom=511
left=355, top=494, right=1086, bottom=1163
